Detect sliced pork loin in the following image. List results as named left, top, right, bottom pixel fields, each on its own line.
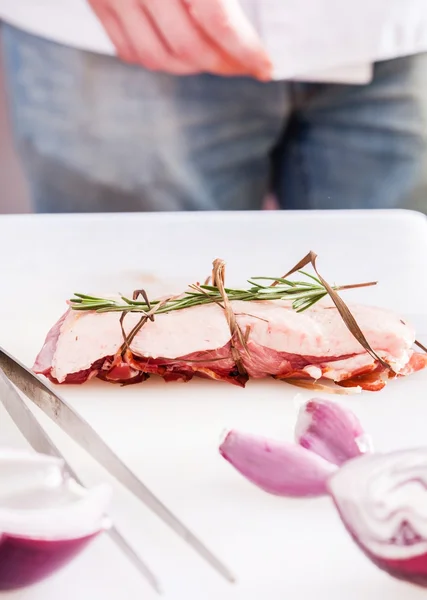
left=33, top=300, right=427, bottom=391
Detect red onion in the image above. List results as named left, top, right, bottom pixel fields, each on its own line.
left=328, top=449, right=427, bottom=587
left=295, top=398, right=372, bottom=466
left=219, top=429, right=337, bottom=497
left=219, top=403, right=427, bottom=589
left=0, top=449, right=111, bottom=591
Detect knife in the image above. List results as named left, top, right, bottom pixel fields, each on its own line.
left=0, top=366, right=162, bottom=593
left=0, top=346, right=235, bottom=585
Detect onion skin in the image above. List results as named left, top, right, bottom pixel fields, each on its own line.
left=0, top=532, right=99, bottom=591
left=368, top=553, right=427, bottom=587
left=330, top=505, right=427, bottom=587
left=337, top=527, right=427, bottom=588
left=295, top=398, right=368, bottom=466
left=219, top=429, right=337, bottom=497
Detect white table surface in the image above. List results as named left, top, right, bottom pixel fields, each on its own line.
left=1, top=209, right=427, bottom=600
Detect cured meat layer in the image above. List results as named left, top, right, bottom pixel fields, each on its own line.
left=33, top=300, right=427, bottom=391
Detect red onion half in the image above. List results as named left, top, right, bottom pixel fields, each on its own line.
left=0, top=449, right=111, bottom=591
left=328, top=449, right=427, bottom=587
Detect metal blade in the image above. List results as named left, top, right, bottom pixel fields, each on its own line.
left=0, top=367, right=162, bottom=595
left=0, top=347, right=235, bottom=584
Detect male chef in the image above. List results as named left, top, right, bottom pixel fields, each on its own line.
left=0, top=0, right=426, bottom=212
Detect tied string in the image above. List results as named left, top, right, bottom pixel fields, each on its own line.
left=272, top=251, right=395, bottom=374
left=211, top=259, right=250, bottom=376
left=189, top=259, right=249, bottom=376
left=415, top=339, right=427, bottom=353
left=119, top=289, right=175, bottom=357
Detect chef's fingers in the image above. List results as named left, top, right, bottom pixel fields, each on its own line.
left=118, top=1, right=203, bottom=74
left=182, top=0, right=273, bottom=81
left=89, top=0, right=197, bottom=73
left=143, top=0, right=256, bottom=77
left=87, top=0, right=138, bottom=63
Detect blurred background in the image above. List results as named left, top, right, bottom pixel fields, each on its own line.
left=1, top=13, right=427, bottom=215
left=0, top=36, right=29, bottom=213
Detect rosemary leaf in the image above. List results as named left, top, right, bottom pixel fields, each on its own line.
left=251, top=276, right=297, bottom=286
left=72, top=293, right=110, bottom=301
left=298, top=270, right=323, bottom=285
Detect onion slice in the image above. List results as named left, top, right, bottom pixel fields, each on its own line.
left=295, top=398, right=372, bottom=466
left=0, top=449, right=111, bottom=590
left=219, top=429, right=337, bottom=497
left=328, top=449, right=427, bottom=587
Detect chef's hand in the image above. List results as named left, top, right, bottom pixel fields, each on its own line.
left=87, top=0, right=272, bottom=80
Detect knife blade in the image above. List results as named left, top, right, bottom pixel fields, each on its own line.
left=0, top=346, right=235, bottom=584
left=0, top=366, right=162, bottom=594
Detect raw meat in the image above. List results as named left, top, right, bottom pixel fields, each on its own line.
left=33, top=298, right=427, bottom=391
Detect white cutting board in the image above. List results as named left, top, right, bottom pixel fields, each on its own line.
left=1, top=209, right=427, bottom=600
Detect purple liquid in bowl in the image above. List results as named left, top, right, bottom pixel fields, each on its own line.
left=0, top=450, right=111, bottom=591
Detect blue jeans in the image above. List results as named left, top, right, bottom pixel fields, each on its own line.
left=2, top=23, right=427, bottom=212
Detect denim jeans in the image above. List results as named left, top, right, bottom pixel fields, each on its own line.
left=2, top=23, right=427, bottom=212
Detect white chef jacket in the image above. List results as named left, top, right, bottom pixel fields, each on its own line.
left=0, top=0, right=426, bottom=84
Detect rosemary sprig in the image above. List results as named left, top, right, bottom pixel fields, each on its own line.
left=70, top=272, right=375, bottom=316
